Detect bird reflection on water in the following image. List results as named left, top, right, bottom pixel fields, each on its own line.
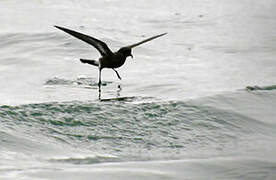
left=98, top=84, right=122, bottom=101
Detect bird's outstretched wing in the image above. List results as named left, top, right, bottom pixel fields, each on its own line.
left=54, top=26, right=112, bottom=56
left=125, top=33, right=167, bottom=49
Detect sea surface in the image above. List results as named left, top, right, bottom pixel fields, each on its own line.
left=1, top=0, right=276, bottom=179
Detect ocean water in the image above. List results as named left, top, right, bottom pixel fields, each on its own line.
left=1, top=0, right=276, bottom=179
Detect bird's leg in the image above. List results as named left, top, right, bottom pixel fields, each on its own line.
left=98, top=69, right=102, bottom=88
left=98, top=68, right=102, bottom=99
left=112, top=68, right=122, bottom=80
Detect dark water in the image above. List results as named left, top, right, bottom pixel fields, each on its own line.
left=2, top=99, right=272, bottom=160
left=1, top=93, right=276, bottom=179
left=1, top=0, right=276, bottom=179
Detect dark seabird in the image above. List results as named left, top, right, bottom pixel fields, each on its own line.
left=54, top=25, right=166, bottom=94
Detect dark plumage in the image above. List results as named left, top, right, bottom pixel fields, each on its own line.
left=54, top=25, right=166, bottom=91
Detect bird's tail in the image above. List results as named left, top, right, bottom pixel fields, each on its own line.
left=80, top=59, right=99, bottom=67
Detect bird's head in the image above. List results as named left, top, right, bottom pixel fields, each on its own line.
left=118, top=47, right=133, bottom=58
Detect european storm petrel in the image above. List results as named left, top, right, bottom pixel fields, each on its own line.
left=54, top=26, right=166, bottom=92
